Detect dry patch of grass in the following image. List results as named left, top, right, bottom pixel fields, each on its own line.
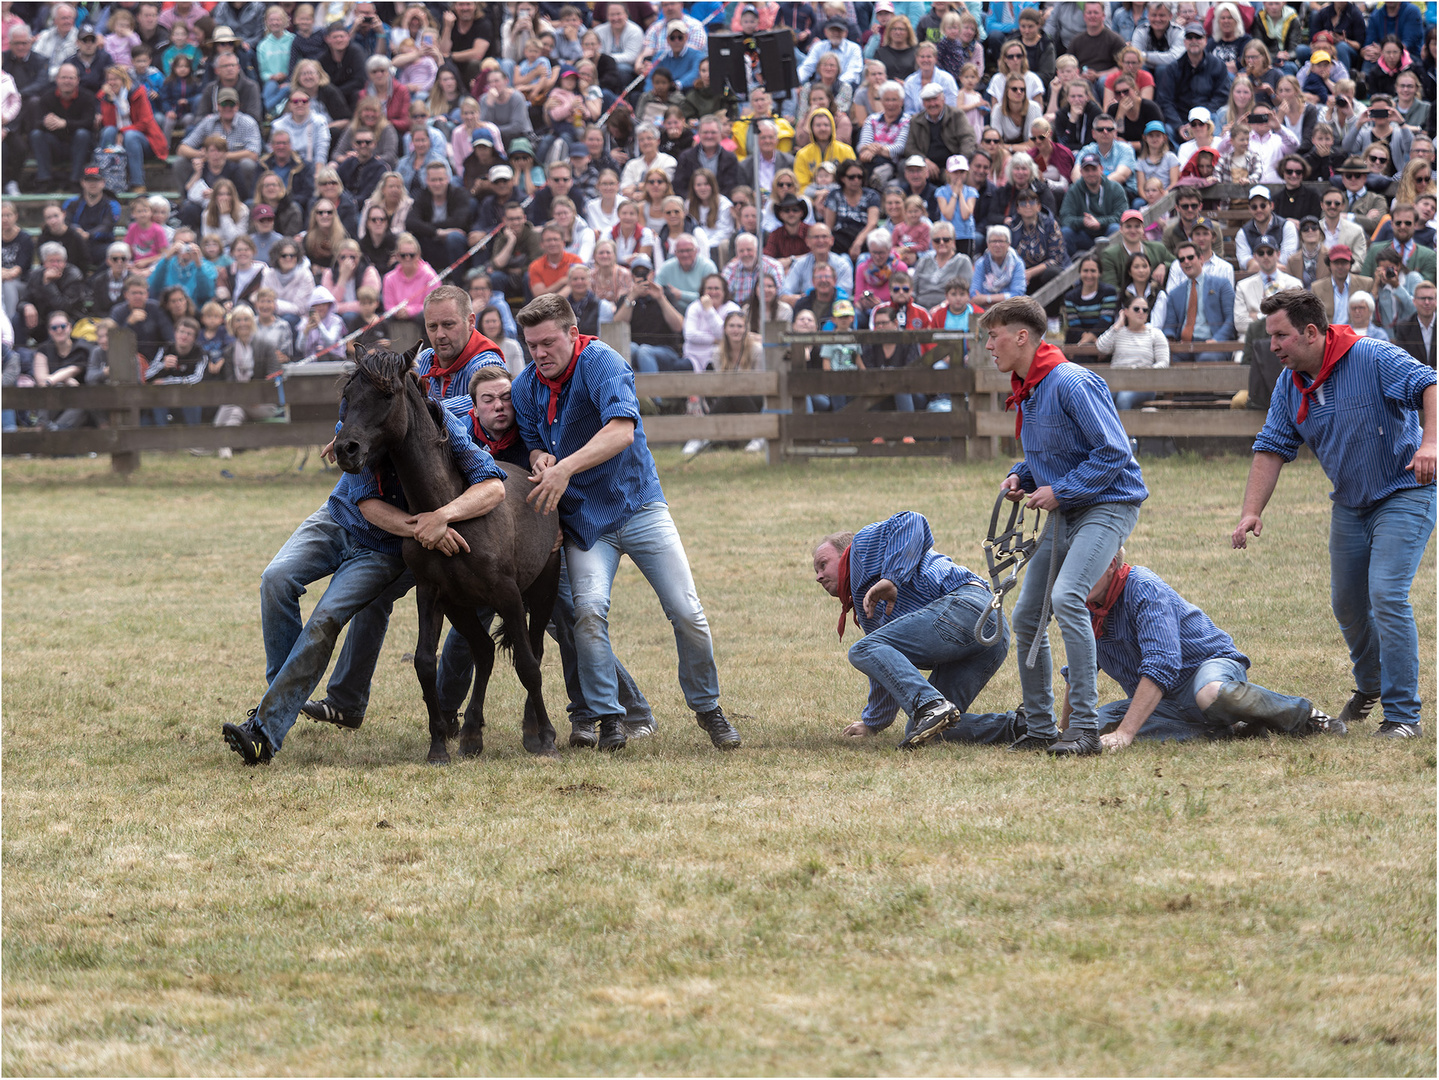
left=2, top=449, right=1434, bottom=1075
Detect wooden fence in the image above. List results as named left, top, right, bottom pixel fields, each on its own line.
left=2, top=325, right=1261, bottom=471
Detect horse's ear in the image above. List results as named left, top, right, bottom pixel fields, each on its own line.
left=402, top=338, right=424, bottom=370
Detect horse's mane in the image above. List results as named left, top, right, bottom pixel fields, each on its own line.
left=345, top=345, right=451, bottom=446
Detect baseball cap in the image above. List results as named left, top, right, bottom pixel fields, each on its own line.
left=1080, top=152, right=1102, bottom=168
left=1187, top=106, right=1212, bottom=124
left=831, top=299, right=855, bottom=317
left=1190, top=215, right=1215, bottom=233
left=920, top=82, right=945, bottom=101
left=568, top=139, right=590, bottom=158
left=1143, top=120, right=1167, bottom=136
left=218, top=88, right=240, bottom=106
left=1248, top=184, right=1271, bottom=202
left=252, top=204, right=275, bottom=221
left=1298, top=215, right=1322, bottom=231
left=946, top=154, right=968, bottom=173
left=631, top=254, right=653, bottom=271
left=1252, top=237, right=1276, bottom=253
left=666, top=19, right=687, bottom=35
left=1328, top=244, right=1354, bottom=262
left=488, top=164, right=514, bottom=181
left=82, top=165, right=101, bottom=180
left=876, top=0, right=895, bottom=11
left=1183, top=21, right=1206, bottom=37
left=825, top=16, right=848, bottom=31
left=904, top=154, right=927, bottom=169
left=559, top=67, right=578, bottom=80
left=472, top=129, right=495, bottom=147
left=78, top=22, right=97, bottom=39
left=1120, top=209, right=1145, bottom=223
left=1310, top=49, right=1332, bottom=64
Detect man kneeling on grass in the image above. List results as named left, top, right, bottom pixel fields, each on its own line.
left=1079, top=550, right=1340, bottom=751
left=221, top=394, right=508, bottom=766
left=812, top=511, right=1024, bottom=750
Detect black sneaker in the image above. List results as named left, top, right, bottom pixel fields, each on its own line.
left=1373, top=721, right=1422, bottom=738
left=301, top=698, right=363, bottom=729
left=696, top=706, right=741, bottom=750
left=597, top=716, right=627, bottom=751
left=1337, top=689, right=1381, bottom=727
left=1302, top=708, right=1346, bottom=736
left=1047, top=728, right=1101, bottom=757
left=898, top=698, right=960, bottom=750
left=569, top=719, right=599, bottom=748
left=222, top=710, right=273, bottom=765
left=1008, top=732, right=1056, bottom=752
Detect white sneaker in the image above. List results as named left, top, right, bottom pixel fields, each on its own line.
left=4, top=181, right=18, bottom=196
left=682, top=438, right=710, bottom=457
left=744, top=438, right=766, bottom=453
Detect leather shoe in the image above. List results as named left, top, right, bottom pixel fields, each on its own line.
left=597, top=716, right=627, bottom=751
left=1007, top=732, right=1056, bottom=752
left=569, top=719, right=598, bottom=748
left=1047, top=728, right=1101, bottom=756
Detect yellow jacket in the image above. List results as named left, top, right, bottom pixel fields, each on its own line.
left=732, top=113, right=795, bottom=159
left=792, top=108, right=855, bottom=189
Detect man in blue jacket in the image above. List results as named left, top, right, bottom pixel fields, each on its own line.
left=985, top=295, right=1148, bottom=757
left=1081, top=553, right=1337, bottom=750
left=1234, top=288, right=1436, bottom=739
left=1162, top=241, right=1237, bottom=362
left=512, top=293, right=740, bottom=753
left=1155, top=22, right=1231, bottom=141
left=812, top=512, right=1018, bottom=749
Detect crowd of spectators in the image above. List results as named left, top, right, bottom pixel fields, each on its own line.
left=1, top=0, right=1435, bottom=439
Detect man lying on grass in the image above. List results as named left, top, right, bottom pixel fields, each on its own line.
left=812, top=511, right=1024, bottom=750
left=1079, top=550, right=1340, bottom=751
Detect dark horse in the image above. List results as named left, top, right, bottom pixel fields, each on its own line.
left=333, top=345, right=562, bottom=763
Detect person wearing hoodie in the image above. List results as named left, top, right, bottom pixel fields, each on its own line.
left=793, top=107, right=857, bottom=191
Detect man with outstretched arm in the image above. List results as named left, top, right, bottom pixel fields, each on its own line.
left=435, top=365, right=658, bottom=746
left=1233, top=288, right=1436, bottom=739
left=983, top=296, right=1148, bottom=757
left=222, top=393, right=508, bottom=766
left=812, top=513, right=1023, bottom=749
left=511, top=293, right=740, bottom=753
left=1077, top=550, right=1337, bottom=750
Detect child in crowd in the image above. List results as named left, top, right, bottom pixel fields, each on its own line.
left=515, top=36, right=553, bottom=104
left=1302, top=50, right=1335, bottom=104
left=258, top=5, right=296, bottom=118
left=1141, top=176, right=1168, bottom=240
left=819, top=301, right=863, bottom=375
left=200, top=234, right=232, bottom=297
left=157, top=53, right=201, bottom=141
left=125, top=198, right=169, bottom=270
left=1218, top=123, right=1262, bottom=184
left=302, top=288, right=347, bottom=361
left=103, top=7, right=140, bottom=69
left=131, top=47, right=162, bottom=104
left=957, top=63, right=987, bottom=134
left=1303, top=122, right=1340, bottom=182
left=1046, top=56, right=1080, bottom=121
left=892, top=194, right=932, bottom=266
left=936, top=155, right=977, bottom=257
left=803, top=160, right=838, bottom=205
left=935, top=11, right=968, bottom=83
left=161, top=21, right=201, bottom=76
left=352, top=286, right=389, bottom=347
left=198, top=301, right=232, bottom=374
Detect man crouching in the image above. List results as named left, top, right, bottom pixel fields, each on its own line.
left=813, top=511, right=1022, bottom=749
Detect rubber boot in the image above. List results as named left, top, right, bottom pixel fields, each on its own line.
left=1201, top=680, right=1312, bottom=734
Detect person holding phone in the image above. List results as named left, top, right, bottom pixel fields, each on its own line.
left=613, top=254, right=686, bottom=374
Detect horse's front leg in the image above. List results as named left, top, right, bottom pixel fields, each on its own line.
left=447, top=605, right=496, bottom=759
left=414, top=583, right=450, bottom=764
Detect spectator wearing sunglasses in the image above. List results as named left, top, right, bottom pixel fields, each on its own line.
left=1096, top=291, right=1169, bottom=414
left=1272, top=155, right=1321, bottom=222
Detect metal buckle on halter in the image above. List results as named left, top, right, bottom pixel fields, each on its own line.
left=974, top=489, right=1044, bottom=645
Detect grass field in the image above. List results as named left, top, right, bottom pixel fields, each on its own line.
left=2, top=447, right=1435, bottom=1076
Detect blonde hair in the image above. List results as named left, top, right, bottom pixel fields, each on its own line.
left=885, top=14, right=917, bottom=49
left=205, top=179, right=245, bottom=226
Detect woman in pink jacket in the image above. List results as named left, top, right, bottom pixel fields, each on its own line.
left=381, top=231, right=442, bottom=318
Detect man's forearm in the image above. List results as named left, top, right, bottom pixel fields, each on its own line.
left=555, top=418, right=635, bottom=480
left=1240, top=450, right=1286, bottom=520
left=1422, top=384, right=1435, bottom=447
left=1113, top=676, right=1165, bottom=742
left=359, top=498, right=415, bottom=537
left=437, top=477, right=506, bottom=524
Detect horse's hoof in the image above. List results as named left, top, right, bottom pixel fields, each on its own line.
left=427, top=745, right=451, bottom=765
left=458, top=737, right=484, bottom=759
left=537, top=748, right=560, bottom=762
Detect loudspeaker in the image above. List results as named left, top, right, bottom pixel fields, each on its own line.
left=707, top=33, right=750, bottom=97
left=754, top=27, right=796, bottom=96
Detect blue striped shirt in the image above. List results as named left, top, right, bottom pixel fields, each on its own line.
left=848, top=512, right=987, bottom=727
left=511, top=338, right=666, bottom=551
left=1253, top=337, right=1436, bottom=509
left=1010, top=363, right=1149, bottom=507
left=1093, top=568, right=1247, bottom=716
left=416, top=344, right=507, bottom=402
left=328, top=396, right=507, bottom=556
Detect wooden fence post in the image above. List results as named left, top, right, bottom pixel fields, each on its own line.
left=763, top=319, right=788, bottom=466
left=599, top=320, right=631, bottom=358
left=387, top=319, right=424, bottom=354
left=107, top=325, right=140, bottom=474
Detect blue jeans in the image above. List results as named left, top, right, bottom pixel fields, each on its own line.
left=256, top=506, right=408, bottom=751
left=847, top=586, right=1011, bottom=740
left=100, top=126, right=149, bottom=187
left=1061, top=222, right=1120, bottom=255
left=322, top=571, right=416, bottom=718
left=893, top=393, right=926, bottom=413
left=1096, top=656, right=1250, bottom=741
left=1012, top=500, right=1142, bottom=736
left=565, top=501, right=720, bottom=720
left=29, top=127, right=94, bottom=182
left=630, top=343, right=686, bottom=373
left=1114, top=391, right=1155, bottom=411
left=435, top=553, right=654, bottom=725
left=1329, top=485, right=1436, bottom=725
left=262, top=80, right=290, bottom=114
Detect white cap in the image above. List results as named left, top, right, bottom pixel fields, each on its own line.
left=946, top=154, right=969, bottom=173
left=1248, top=184, right=1271, bottom=201
left=488, top=164, right=514, bottom=181
left=920, top=82, right=945, bottom=101
left=904, top=154, right=927, bottom=168
left=1187, top=106, right=1212, bottom=124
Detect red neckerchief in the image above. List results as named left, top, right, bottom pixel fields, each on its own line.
left=425, top=328, right=504, bottom=398
left=1294, top=324, right=1362, bottom=423
left=835, top=544, right=856, bottom=639
left=469, top=409, right=519, bottom=453
left=1005, top=342, right=1068, bottom=438
left=536, top=333, right=597, bottom=425
left=1087, top=562, right=1132, bottom=638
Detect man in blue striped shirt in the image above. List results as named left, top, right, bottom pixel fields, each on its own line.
left=223, top=396, right=509, bottom=766
left=1234, top=288, right=1437, bottom=739
left=813, top=512, right=1020, bottom=749
left=1080, top=554, right=1335, bottom=750
left=984, top=295, right=1148, bottom=757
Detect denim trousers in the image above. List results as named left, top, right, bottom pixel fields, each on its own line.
left=1012, top=500, right=1142, bottom=736
left=434, top=552, right=654, bottom=724
left=30, top=127, right=94, bottom=182
left=256, top=507, right=407, bottom=750
left=322, top=571, right=416, bottom=718
left=99, top=126, right=149, bottom=186
left=261, top=80, right=289, bottom=114
left=1095, top=656, right=1251, bottom=741
left=1114, top=391, right=1155, bottom=411
left=565, top=501, right=720, bottom=720
left=630, top=343, right=686, bottom=374
left=848, top=586, right=1011, bottom=738
left=1061, top=222, right=1120, bottom=255
left=1329, top=485, right=1436, bottom=725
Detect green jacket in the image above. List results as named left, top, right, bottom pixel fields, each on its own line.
left=1100, top=238, right=1175, bottom=291
left=1059, top=178, right=1128, bottom=238
left=1358, top=241, right=1437, bottom=282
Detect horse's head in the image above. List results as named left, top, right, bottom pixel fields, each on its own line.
left=334, top=342, right=424, bottom=473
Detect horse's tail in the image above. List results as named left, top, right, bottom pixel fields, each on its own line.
left=491, top=611, right=526, bottom=656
